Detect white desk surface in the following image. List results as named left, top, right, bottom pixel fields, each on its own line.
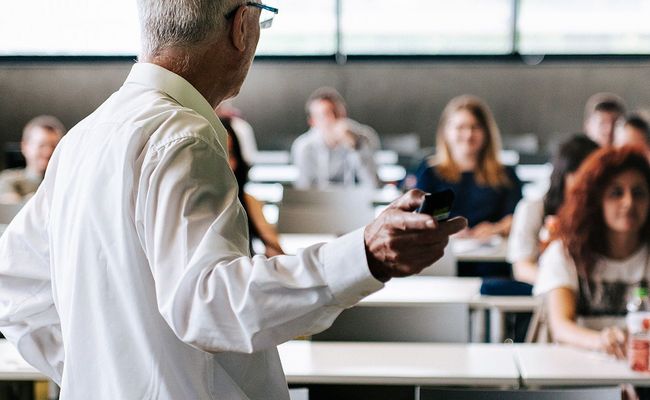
left=451, top=236, right=508, bottom=263
left=252, top=150, right=398, bottom=166
left=278, top=340, right=519, bottom=386
left=361, top=276, right=481, bottom=306
left=245, top=183, right=402, bottom=206
left=278, top=232, right=507, bottom=264
left=360, top=276, right=538, bottom=311
left=515, top=344, right=650, bottom=387
left=0, top=340, right=45, bottom=381
left=249, top=164, right=406, bottom=184
left=515, top=164, right=552, bottom=183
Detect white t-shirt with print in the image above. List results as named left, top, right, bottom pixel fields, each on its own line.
left=535, top=240, right=650, bottom=329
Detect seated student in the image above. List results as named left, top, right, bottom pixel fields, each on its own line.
left=291, top=87, right=379, bottom=189
left=535, top=146, right=650, bottom=357
left=615, top=113, right=650, bottom=158
left=215, top=100, right=258, bottom=165
left=0, top=115, right=65, bottom=204
left=508, top=135, right=599, bottom=284
left=583, top=92, right=626, bottom=147
left=415, top=95, right=522, bottom=240
left=223, top=117, right=284, bottom=257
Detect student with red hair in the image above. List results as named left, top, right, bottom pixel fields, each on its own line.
left=535, top=147, right=650, bottom=357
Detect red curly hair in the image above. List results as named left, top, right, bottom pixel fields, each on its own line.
left=557, top=145, right=650, bottom=278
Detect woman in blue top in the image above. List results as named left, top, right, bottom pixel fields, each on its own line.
left=416, top=95, right=522, bottom=240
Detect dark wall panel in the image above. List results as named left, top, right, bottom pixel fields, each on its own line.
left=1, top=60, right=649, bottom=157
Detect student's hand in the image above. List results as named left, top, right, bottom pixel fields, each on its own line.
left=330, top=120, right=358, bottom=149
left=599, top=326, right=627, bottom=359
left=466, top=222, right=500, bottom=240
left=364, top=190, right=467, bottom=282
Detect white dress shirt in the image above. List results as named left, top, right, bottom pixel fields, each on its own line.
left=0, top=63, right=383, bottom=400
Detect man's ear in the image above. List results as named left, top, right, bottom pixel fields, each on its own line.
left=230, top=5, right=250, bottom=52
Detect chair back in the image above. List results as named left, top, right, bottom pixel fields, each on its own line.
left=277, top=188, right=375, bottom=235
left=312, top=304, right=469, bottom=343
left=418, top=250, right=457, bottom=277
left=0, top=203, right=23, bottom=225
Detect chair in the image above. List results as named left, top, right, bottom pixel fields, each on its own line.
left=418, top=387, right=621, bottom=400
left=277, top=188, right=375, bottom=235
left=0, top=203, right=23, bottom=225
left=312, top=304, right=469, bottom=343
left=418, top=249, right=457, bottom=277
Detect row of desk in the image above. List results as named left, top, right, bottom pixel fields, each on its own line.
left=2, top=340, right=646, bottom=394
left=280, top=340, right=650, bottom=390
left=280, top=235, right=522, bottom=343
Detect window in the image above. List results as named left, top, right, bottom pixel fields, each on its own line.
left=340, top=0, right=513, bottom=55
left=256, top=0, right=336, bottom=56
left=0, top=0, right=140, bottom=56
left=518, top=0, right=650, bottom=54
left=2, top=0, right=650, bottom=57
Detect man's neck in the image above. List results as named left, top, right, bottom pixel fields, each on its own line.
left=146, top=45, right=238, bottom=108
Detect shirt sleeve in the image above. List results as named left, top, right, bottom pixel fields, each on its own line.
left=533, top=240, right=579, bottom=296
left=0, top=186, right=64, bottom=383
left=137, top=135, right=383, bottom=354
left=507, top=198, right=544, bottom=263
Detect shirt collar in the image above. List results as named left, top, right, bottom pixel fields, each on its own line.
left=124, top=62, right=226, bottom=141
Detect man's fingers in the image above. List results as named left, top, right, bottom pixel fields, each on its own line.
left=388, top=189, right=426, bottom=212
left=384, top=209, right=436, bottom=231
left=439, top=217, right=468, bottom=236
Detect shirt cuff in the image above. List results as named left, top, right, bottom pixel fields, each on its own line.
left=321, top=228, right=384, bottom=307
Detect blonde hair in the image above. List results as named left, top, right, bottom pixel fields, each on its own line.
left=431, top=95, right=510, bottom=187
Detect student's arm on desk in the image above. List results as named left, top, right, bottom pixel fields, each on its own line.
left=465, top=215, right=513, bottom=239
left=0, top=187, right=63, bottom=383
left=547, top=287, right=626, bottom=359
left=512, top=259, right=538, bottom=285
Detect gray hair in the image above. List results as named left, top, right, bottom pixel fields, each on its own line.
left=137, top=0, right=237, bottom=58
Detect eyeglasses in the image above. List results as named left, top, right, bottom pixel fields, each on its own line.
left=225, top=2, right=279, bottom=29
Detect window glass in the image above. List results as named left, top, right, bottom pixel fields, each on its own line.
left=518, top=0, right=650, bottom=54
left=340, top=0, right=513, bottom=55
left=255, top=0, right=337, bottom=56
left=0, top=0, right=140, bottom=55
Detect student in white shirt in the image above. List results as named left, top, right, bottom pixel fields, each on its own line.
left=535, top=147, right=650, bottom=358
left=508, top=134, right=598, bottom=284
left=0, top=1, right=466, bottom=399
left=0, top=115, right=65, bottom=204
left=291, top=87, right=380, bottom=189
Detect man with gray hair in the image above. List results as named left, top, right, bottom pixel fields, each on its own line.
left=0, top=115, right=65, bottom=204
left=0, top=1, right=466, bottom=399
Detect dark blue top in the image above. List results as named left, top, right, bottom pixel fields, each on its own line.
left=415, top=160, right=522, bottom=228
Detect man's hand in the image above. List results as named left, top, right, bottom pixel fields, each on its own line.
left=324, top=120, right=358, bottom=149
left=364, top=190, right=467, bottom=282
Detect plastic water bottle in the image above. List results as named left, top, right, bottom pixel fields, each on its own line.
left=626, top=287, right=650, bottom=371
